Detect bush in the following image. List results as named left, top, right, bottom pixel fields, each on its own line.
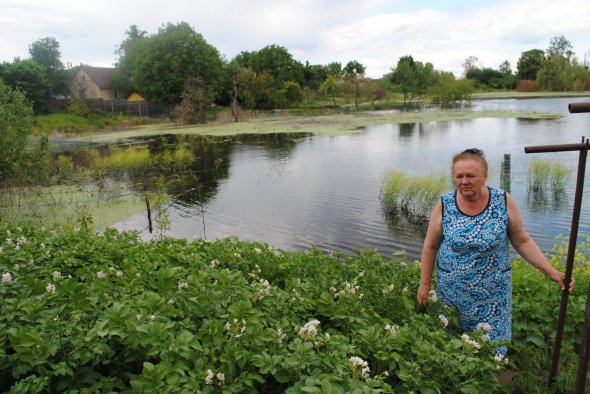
left=0, top=79, right=34, bottom=181
left=67, top=98, right=92, bottom=118
left=516, top=80, right=536, bottom=92
left=172, top=77, right=213, bottom=125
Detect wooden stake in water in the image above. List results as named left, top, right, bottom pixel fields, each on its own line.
left=500, top=154, right=511, bottom=192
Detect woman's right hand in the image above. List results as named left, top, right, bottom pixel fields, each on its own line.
left=417, top=284, right=431, bottom=308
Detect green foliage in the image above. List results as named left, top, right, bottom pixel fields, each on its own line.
left=380, top=171, right=449, bottom=219
left=281, top=81, right=304, bottom=107
left=32, top=112, right=154, bottom=136
left=342, top=61, right=366, bottom=109
left=516, top=49, right=545, bottom=81
left=388, top=56, right=434, bottom=106
left=127, top=22, right=225, bottom=104
left=146, top=176, right=171, bottom=239
left=527, top=159, right=573, bottom=193
left=535, top=35, right=590, bottom=92
left=429, top=73, right=474, bottom=105
left=67, top=97, right=92, bottom=118
left=28, top=37, right=68, bottom=97
left=172, top=77, right=213, bottom=124
left=233, top=45, right=305, bottom=90
left=0, top=79, right=34, bottom=181
left=0, top=224, right=586, bottom=392
left=0, top=58, right=51, bottom=114
left=319, top=75, right=341, bottom=106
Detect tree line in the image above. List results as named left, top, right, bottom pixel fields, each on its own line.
left=1, top=22, right=589, bottom=118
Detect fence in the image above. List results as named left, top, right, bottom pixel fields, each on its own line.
left=83, top=99, right=172, bottom=117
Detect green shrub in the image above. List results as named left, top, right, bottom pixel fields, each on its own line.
left=0, top=79, right=34, bottom=181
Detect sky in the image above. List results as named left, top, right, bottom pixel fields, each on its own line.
left=1, top=0, right=589, bottom=78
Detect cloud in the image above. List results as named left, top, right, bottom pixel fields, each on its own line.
left=311, top=0, right=590, bottom=77
left=0, top=0, right=588, bottom=77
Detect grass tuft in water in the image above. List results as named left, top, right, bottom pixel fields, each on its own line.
left=380, top=171, right=450, bottom=220
left=527, top=159, right=573, bottom=194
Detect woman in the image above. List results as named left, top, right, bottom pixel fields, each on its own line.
left=417, top=148, right=574, bottom=350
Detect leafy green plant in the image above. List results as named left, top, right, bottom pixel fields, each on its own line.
left=0, top=224, right=586, bottom=392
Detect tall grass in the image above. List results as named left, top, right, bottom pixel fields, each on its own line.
left=527, top=159, right=573, bottom=193
left=32, top=113, right=156, bottom=135
left=380, top=171, right=449, bottom=220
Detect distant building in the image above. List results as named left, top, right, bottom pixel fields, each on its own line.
left=71, top=66, right=120, bottom=100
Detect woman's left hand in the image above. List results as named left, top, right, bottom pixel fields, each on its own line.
left=552, top=271, right=575, bottom=294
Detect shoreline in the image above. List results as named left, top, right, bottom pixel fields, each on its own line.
left=50, top=109, right=562, bottom=145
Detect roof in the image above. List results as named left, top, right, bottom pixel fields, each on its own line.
left=126, top=92, right=145, bottom=101
left=81, top=66, right=116, bottom=89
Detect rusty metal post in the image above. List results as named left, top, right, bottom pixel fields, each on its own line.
left=525, top=137, right=589, bottom=387
left=569, top=102, right=590, bottom=113
left=575, top=283, right=590, bottom=393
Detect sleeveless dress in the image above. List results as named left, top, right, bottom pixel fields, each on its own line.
left=437, top=187, right=511, bottom=342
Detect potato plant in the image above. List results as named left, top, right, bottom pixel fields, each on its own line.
left=0, top=223, right=586, bottom=392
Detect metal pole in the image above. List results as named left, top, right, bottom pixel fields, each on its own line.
left=544, top=138, right=588, bottom=385
left=574, top=282, right=590, bottom=393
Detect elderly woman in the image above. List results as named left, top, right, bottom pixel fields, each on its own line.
left=417, top=148, right=574, bottom=352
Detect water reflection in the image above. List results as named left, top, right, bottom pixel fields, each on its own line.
left=398, top=123, right=416, bottom=138
left=526, top=190, right=569, bottom=213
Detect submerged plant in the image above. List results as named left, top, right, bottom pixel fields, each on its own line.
left=380, top=171, right=449, bottom=219
left=527, top=159, right=572, bottom=194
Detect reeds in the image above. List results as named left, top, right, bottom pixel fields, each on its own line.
left=527, top=159, right=572, bottom=194
left=380, top=171, right=449, bottom=220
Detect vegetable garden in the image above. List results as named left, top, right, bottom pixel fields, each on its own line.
left=1, top=223, right=588, bottom=392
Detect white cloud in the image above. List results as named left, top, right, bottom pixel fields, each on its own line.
left=0, top=0, right=588, bottom=77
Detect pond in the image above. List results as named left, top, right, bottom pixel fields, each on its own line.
left=84, top=98, right=590, bottom=258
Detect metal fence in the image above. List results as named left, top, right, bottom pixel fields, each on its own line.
left=84, top=99, right=172, bottom=117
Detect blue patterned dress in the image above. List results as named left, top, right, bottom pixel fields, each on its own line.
left=437, top=186, right=511, bottom=342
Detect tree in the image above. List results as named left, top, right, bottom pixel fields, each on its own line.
left=112, top=25, right=148, bottom=96
left=0, top=58, right=51, bottom=113
left=516, top=49, right=545, bottom=80
left=536, top=55, right=574, bottom=91
left=302, top=62, right=328, bottom=92
left=343, top=60, right=365, bottom=109
left=320, top=75, right=341, bottom=105
left=280, top=81, right=304, bottom=107
left=536, top=35, right=576, bottom=91
left=29, top=37, right=68, bottom=97
left=429, top=71, right=474, bottom=105
left=232, top=45, right=305, bottom=90
left=361, top=79, right=387, bottom=107
left=0, top=79, right=34, bottom=180
left=388, top=56, right=434, bottom=106
left=126, top=22, right=225, bottom=104
left=547, top=35, right=573, bottom=59
left=326, top=62, right=343, bottom=78
left=462, top=56, right=479, bottom=77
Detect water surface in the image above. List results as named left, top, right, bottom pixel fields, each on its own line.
left=110, top=97, right=590, bottom=259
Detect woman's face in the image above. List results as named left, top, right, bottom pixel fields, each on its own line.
left=453, top=158, right=487, bottom=199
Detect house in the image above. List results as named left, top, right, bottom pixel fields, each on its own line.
left=71, top=66, right=120, bottom=100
